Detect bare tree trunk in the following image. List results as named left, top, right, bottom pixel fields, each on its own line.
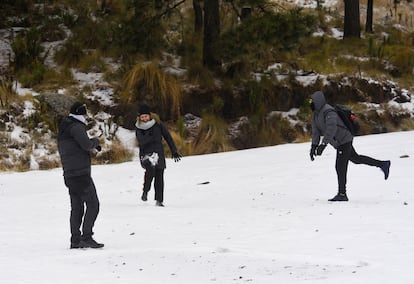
left=193, top=0, right=203, bottom=33
left=240, top=6, right=252, bottom=20
left=203, top=0, right=220, bottom=69
left=344, top=0, right=360, bottom=38
left=365, top=0, right=373, bottom=33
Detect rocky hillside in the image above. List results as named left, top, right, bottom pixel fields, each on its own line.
left=0, top=0, right=413, bottom=171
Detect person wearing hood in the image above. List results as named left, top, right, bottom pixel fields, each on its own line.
left=309, top=91, right=391, bottom=201
left=57, top=102, right=104, bottom=249
left=135, top=104, right=181, bottom=207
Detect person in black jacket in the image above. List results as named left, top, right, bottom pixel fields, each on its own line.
left=135, top=104, right=181, bottom=207
left=310, top=91, right=391, bottom=202
left=57, top=102, right=104, bottom=249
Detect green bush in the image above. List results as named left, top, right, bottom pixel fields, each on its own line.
left=387, top=46, right=414, bottom=75
left=54, top=39, right=84, bottom=67
left=218, top=8, right=317, bottom=63
left=11, top=27, right=44, bottom=70
left=18, top=61, right=46, bottom=87
left=78, top=52, right=107, bottom=73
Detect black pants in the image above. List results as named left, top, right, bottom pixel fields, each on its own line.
left=143, top=168, right=165, bottom=202
left=336, top=142, right=383, bottom=194
left=64, top=175, right=100, bottom=243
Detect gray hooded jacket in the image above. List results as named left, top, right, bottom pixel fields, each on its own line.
left=311, top=91, right=353, bottom=148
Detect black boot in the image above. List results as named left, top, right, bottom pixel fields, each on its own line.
left=70, top=242, right=81, bottom=249
left=80, top=237, right=104, bottom=249
left=380, top=160, right=391, bottom=180
left=70, top=236, right=81, bottom=249
left=155, top=201, right=164, bottom=207
left=141, top=191, right=148, bottom=201
left=328, top=193, right=348, bottom=202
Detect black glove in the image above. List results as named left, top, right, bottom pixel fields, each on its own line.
left=316, top=143, right=327, bottom=156
left=96, top=145, right=102, bottom=152
left=172, top=152, right=182, bottom=162
left=310, top=144, right=317, bottom=161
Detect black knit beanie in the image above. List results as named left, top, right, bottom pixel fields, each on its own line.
left=70, top=102, right=87, bottom=115
left=138, top=104, right=151, bottom=116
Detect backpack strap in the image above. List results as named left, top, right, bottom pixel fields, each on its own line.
left=323, top=108, right=349, bottom=131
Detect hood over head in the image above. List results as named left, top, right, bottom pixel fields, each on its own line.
left=311, top=91, right=326, bottom=112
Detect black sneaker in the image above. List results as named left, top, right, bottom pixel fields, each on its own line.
left=70, top=242, right=81, bottom=249
left=381, top=160, right=391, bottom=180
left=328, top=193, right=348, bottom=202
left=141, top=191, right=148, bottom=201
left=80, top=238, right=104, bottom=249
left=155, top=201, right=164, bottom=207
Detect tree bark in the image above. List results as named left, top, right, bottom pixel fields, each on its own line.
left=343, top=0, right=361, bottom=38
left=193, top=0, right=203, bottom=33
left=203, top=0, right=220, bottom=69
left=365, top=0, right=373, bottom=33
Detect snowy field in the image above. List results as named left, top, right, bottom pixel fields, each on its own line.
left=1, top=131, right=413, bottom=284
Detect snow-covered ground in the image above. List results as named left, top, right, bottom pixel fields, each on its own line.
left=0, top=131, right=413, bottom=284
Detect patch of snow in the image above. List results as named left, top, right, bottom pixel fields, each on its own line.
left=268, top=108, right=301, bottom=126
left=41, top=40, right=65, bottom=68
left=270, top=108, right=300, bottom=119
left=279, top=0, right=339, bottom=9
left=183, top=113, right=202, bottom=142
left=23, top=101, right=36, bottom=118
left=103, top=58, right=122, bottom=72
left=228, top=116, right=249, bottom=140
left=164, top=66, right=187, bottom=77
left=331, top=27, right=343, bottom=39
left=312, top=30, right=325, bottom=37
left=14, top=82, right=40, bottom=96
left=116, top=127, right=138, bottom=155
left=341, top=55, right=370, bottom=62
left=389, top=95, right=414, bottom=114
left=94, top=111, right=112, bottom=121
left=0, top=30, right=12, bottom=69
left=72, top=69, right=106, bottom=88
left=88, top=88, right=114, bottom=106
left=295, top=73, right=320, bottom=86
left=10, top=125, right=29, bottom=144
left=30, top=154, right=39, bottom=170
left=266, top=63, right=283, bottom=72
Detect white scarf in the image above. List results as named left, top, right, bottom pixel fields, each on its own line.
left=136, top=119, right=155, bottom=130
left=69, top=113, right=87, bottom=125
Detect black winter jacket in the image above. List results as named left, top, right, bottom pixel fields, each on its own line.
left=57, top=116, right=99, bottom=177
left=135, top=118, right=177, bottom=169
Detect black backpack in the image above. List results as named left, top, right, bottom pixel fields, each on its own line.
left=334, top=104, right=360, bottom=135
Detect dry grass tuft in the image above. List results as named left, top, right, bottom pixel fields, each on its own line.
left=123, top=62, right=182, bottom=119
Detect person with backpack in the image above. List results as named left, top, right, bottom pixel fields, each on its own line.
left=309, top=91, right=391, bottom=201
left=135, top=104, right=182, bottom=207
left=58, top=102, right=104, bottom=248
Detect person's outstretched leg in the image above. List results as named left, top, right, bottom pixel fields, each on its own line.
left=349, top=146, right=391, bottom=179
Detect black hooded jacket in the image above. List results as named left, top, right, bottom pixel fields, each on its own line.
left=57, top=116, right=99, bottom=177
